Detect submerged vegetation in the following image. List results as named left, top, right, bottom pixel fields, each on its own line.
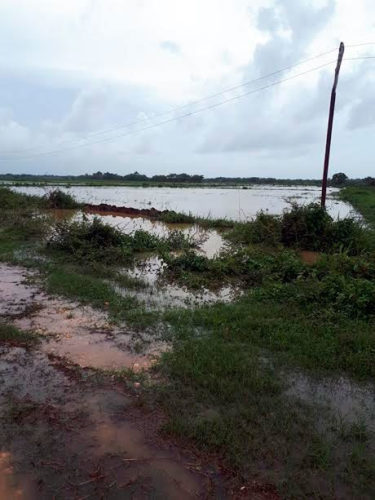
left=1, top=185, right=375, bottom=497
left=47, top=216, right=194, bottom=264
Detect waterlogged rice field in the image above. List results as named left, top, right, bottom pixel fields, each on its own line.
left=11, top=184, right=355, bottom=220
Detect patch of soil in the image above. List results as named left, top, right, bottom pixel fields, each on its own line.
left=84, top=203, right=169, bottom=218
left=299, top=250, right=320, bottom=265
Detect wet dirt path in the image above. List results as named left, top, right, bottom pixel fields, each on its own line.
left=0, top=264, right=208, bottom=498
left=0, top=263, right=276, bottom=499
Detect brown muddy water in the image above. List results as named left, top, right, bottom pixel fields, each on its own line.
left=11, top=184, right=356, bottom=220
left=0, top=263, right=276, bottom=498
left=0, top=346, right=227, bottom=499
left=0, top=265, right=164, bottom=371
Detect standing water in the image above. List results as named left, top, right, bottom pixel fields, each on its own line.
left=10, top=184, right=355, bottom=220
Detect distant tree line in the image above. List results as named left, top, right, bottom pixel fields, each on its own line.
left=1, top=170, right=374, bottom=187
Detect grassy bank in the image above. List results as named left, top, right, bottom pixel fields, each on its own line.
left=1, top=186, right=375, bottom=497
left=340, top=186, right=375, bottom=227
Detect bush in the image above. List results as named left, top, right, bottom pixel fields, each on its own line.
left=47, top=217, right=195, bottom=264
left=159, top=211, right=195, bottom=224
left=47, top=217, right=131, bottom=263
left=0, top=187, right=46, bottom=209
left=281, top=203, right=333, bottom=251
left=227, top=212, right=281, bottom=247
left=45, top=189, right=80, bottom=209
left=227, top=203, right=368, bottom=255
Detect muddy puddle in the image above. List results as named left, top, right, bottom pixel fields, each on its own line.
left=0, top=450, right=37, bottom=500
left=0, top=344, right=228, bottom=499
left=0, top=264, right=165, bottom=371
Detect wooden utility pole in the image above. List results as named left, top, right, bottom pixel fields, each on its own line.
left=321, top=42, right=345, bottom=208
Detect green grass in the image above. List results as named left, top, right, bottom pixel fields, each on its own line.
left=155, top=320, right=375, bottom=497
left=164, top=287, right=375, bottom=380
left=0, top=323, right=39, bottom=345
left=45, top=267, right=159, bottom=329
left=340, top=186, right=375, bottom=227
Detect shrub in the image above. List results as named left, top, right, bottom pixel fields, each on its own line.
left=47, top=217, right=131, bottom=263
left=227, top=212, right=281, bottom=247
left=281, top=203, right=333, bottom=251
left=45, top=189, right=80, bottom=209
left=0, top=187, right=46, bottom=209
left=159, top=211, right=195, bottom=223
left=167, top=251, right=210, bottom=272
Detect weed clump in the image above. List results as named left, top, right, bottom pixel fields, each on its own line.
left=227, top=203, right=369, bottom=255
left=0, top=186, right=45, bottom=209
left=45, top=189, right=81, bottom=209
left=48, top=217, right=132, bottom=263
left=0, top=322, right=39, bottom=345
left=159, top=210, right=195, bottom=224
left=165, top=247, right=306, bottom=289
left=47, top=217, right=195, bottom=264
left=280, top=203, right=368, bottom=254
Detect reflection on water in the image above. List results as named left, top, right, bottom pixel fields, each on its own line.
left=116, top=256, right=239, bottom=309
left=11, top=184, right=356, bottom=220
left=42, top=330, right=165, bottom=371
left=52, top=210, right=226, bottom=259
left=0, top=264, right=165, bottom=371
left=286, top=372, right=375, bottom=431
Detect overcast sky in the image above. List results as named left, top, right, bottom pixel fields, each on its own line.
left=0, top=0, right=374, bottom=178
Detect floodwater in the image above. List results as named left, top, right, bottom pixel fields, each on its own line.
left=286, top=371, right=375, bottom=431
left=10, top=184, right=355, bottom=220
left=0, top=264, right=164, bottom=371
left=82, top=212, right=227, bottom=259
left=117, top=255, right=239, bottom=309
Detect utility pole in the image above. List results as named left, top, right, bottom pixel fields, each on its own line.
left=321, top=41, right=345, bottom=208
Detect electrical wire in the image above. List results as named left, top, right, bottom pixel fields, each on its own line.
left=1, top=48, right=374, bottom=162
left=0, top=60, right=337, bottom=162
left=1, top=47, right=339, bottom=157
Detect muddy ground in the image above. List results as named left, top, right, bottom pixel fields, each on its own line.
left=0, top=263, right=278, bottom=499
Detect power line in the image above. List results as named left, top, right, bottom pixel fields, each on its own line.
left=0, top=60, right=337, bottom=162
left=1, top=47, right=339, bottom=157
left=346, top=42, right=375, bottom=48
left=2, top=49, right=374, bottom=162
left=344, top=56, right=375, bottom=60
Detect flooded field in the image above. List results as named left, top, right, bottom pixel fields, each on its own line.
left=48, top=210, right=236, bottom=309
left=10, top=184, right=355, bottom=220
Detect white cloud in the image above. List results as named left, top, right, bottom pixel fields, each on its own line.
left=0, top=0, right=374, bottom=177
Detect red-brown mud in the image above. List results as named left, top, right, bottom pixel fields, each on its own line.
left=84, top=203, right=170, bottom=218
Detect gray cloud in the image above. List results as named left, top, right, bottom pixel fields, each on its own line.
left=0, top=0, right=373, bottom=178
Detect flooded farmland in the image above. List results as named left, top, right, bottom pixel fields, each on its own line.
left=10, top=184, right=356, bottom=220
